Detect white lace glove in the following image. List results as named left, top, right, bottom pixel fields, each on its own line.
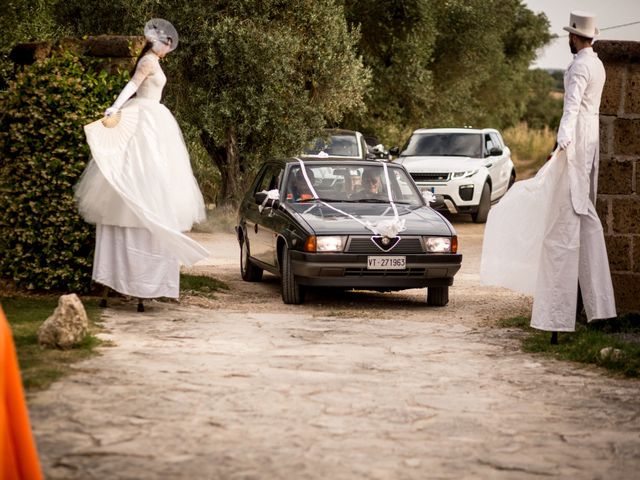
left=557, top=136, right=571, bottom=150
left=105, top=81, right=138, bottom=116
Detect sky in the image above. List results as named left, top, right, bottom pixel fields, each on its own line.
left=524, top=0, right=640, bottom=70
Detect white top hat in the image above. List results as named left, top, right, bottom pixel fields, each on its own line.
left=563, top=11, right=599, bottom=39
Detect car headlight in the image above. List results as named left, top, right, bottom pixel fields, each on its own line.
left=452, top=169, right=479, bottom=178
left=304, top=235, right=346, bottom=252
left=424, top=236, right=452, bottom=253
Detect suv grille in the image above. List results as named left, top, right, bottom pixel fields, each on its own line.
left=346, top=237, right=424, bottom=254
left=410, top=172, right=450, bottom=182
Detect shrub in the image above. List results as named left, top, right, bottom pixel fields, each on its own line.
left=0, top=53, right=128, bottom=292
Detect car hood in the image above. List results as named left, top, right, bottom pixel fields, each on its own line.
left=398, top=155, right=483, bottom=172
left=288, top=203, right=453, bottom=236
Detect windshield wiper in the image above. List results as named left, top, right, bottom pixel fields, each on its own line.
left=353, top=198, right=389, bottom=203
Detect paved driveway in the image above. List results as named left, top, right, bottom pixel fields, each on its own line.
left=30, top=221, right=640, bottom=479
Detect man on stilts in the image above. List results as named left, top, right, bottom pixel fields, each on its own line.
left=531, top=11, right=616, bottom=339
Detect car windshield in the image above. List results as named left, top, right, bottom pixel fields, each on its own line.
left=285, top=163, right=423, bottom=206
left=303, top=134, right=360, bottom=157
left=401, top=133, right=483, bottom=158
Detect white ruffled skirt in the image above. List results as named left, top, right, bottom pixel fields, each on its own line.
left=75, top=98, right=208, bottom=298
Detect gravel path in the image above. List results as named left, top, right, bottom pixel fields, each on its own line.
left=29, top=221, right=640, bottom=479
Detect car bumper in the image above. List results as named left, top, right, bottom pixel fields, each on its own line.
left=290, top=251, right=462, bottom=288
left=415, top=177, right=485, bottom=214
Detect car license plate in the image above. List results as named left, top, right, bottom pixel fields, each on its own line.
left=367, top=256, right=406, bottom=270
left=420, top=186, right=436, bottom=194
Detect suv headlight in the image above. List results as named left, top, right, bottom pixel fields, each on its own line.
left=424, top=236, right=452, bottom=253
left=452, top=169, right=479, bottom=178
left=304, top=235, right=347, bottom=252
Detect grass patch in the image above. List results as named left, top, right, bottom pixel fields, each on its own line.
left=503, top=122, right=556, bottom=179
left=180, top=273, right=229, bottom=299
left=2, top=296, right=103, bottom=391
left=500, top=315, right=640, bottom=378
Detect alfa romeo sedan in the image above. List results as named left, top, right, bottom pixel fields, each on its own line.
left=235, top=158, right=462, bottom=305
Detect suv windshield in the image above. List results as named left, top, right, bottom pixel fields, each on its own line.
left=401, top=133, right=483, bottom=158
left=303, top=134, right=359, bottom=157
left=285, top=163, right=423, bottom=206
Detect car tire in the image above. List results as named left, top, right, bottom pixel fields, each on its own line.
left=281, top=244, right=305, bottom=304
left=427, top=286, right=449, bottom=307
left=471, top=182, right=491, bottom=224
left=240, top=235, right=263, bottom=282
left=508, top=170, right=516, bottom=189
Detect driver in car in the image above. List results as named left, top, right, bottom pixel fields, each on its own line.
left=351, top=168, right=384, bottom=200
left=287, top=168, right=315, bottom=202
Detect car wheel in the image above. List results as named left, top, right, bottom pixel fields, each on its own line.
left=471, top=182, right=491, bottom=224
left=281, top=243, right=305, bottom=304
left=508, top=170, right=516, bottom=189
left=240, top=235, right=263, bottom=282
left=427, top=286, right=449, bottom=307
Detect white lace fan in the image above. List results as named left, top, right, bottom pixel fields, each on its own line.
left=84, top=105, right=140, bottom=154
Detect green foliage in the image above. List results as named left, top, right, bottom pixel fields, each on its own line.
left=343, top=0, right=552, bottom=147
left=0, top=53, right=128, bottom=291
left=0, top=1, right=67, bottom=89
left=500, top=315, right=640, bottom=378
left=521, top=69, right=563, bottom=130
left=342, top=0, right=435, bottom=146
left=2, top=295, right=103, bottom=391
left=167, top=0, right=370, bottom=202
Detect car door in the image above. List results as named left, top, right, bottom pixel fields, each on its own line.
left=251, top=164, right=284, bottom=266
left=489, top=132, right=510, bottom=197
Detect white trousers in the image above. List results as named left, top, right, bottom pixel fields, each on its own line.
left=531, top=197, right=616, bottom=332
left=93, top=225, right=180, bottom=299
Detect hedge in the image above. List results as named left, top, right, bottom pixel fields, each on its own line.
left=0, top=53, right=128, bottom=292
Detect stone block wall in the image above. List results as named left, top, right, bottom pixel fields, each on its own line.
left=10, top=35, right=146, bottom=73
left=594, top=40, right=640, bottom=314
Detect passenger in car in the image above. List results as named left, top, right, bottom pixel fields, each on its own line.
left=287, top=168, right=315, bottom=202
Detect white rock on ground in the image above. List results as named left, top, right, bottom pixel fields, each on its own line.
left=37, top=293, right=88, bottom=348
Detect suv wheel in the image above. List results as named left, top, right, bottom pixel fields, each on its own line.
left=281, top=244, right=305, bottom=304
left=240, top=236, right=263, bottom=282
left=471, top=182, right=491, bottom=223
left=427, top=286, right=449, bottom=306
left=508, top=170, right=516, bottom=189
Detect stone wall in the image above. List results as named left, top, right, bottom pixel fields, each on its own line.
left=595, top=40, right=640, bottom=314
left=10, top=35, right=145, bottom=73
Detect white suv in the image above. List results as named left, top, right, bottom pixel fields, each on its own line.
left=393, top=128, right=516, bottom=223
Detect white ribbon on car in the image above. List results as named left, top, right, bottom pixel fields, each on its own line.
left=422, top=190, right=436, bottom=205
left=258, top=189, right=280, bottom=213
left=295, top=158, right=406, bottom=238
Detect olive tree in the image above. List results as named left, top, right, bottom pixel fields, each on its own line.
left=52, top=0, right=370, bottom=205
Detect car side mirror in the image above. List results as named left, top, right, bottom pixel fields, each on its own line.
left=389, top=146, right=400, bottom=156
left=489, top=147, right=503, bottom=156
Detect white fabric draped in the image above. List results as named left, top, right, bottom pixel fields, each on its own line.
left=481, top=150, right=616, bottom=331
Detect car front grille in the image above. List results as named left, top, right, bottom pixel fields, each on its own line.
left=345, top=236, right=424, bottom=254
left=344, top=268, right=426, bottom=277
left=410, top=172, right=450, bottom=182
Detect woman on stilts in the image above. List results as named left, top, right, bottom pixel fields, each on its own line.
left=75, top=19, right=209, bottom=311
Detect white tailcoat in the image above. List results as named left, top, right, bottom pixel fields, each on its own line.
left=480, top=47, right=616, bottom=331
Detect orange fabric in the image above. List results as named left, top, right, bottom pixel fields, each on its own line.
left=1, top=306, right=43, bottom=480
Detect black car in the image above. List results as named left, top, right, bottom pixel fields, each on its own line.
left=235, top=158, right=462, bottom=305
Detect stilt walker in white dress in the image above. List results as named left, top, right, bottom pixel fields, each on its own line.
left=480, top=11, right=616, bottom=336
left=75, top=19, right=209, bottom=311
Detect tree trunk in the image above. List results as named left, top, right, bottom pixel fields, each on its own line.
left=200, top=127, right=242, bottom=207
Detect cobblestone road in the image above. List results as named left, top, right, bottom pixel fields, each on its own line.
left=29, top=223, right=640, bottom=479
